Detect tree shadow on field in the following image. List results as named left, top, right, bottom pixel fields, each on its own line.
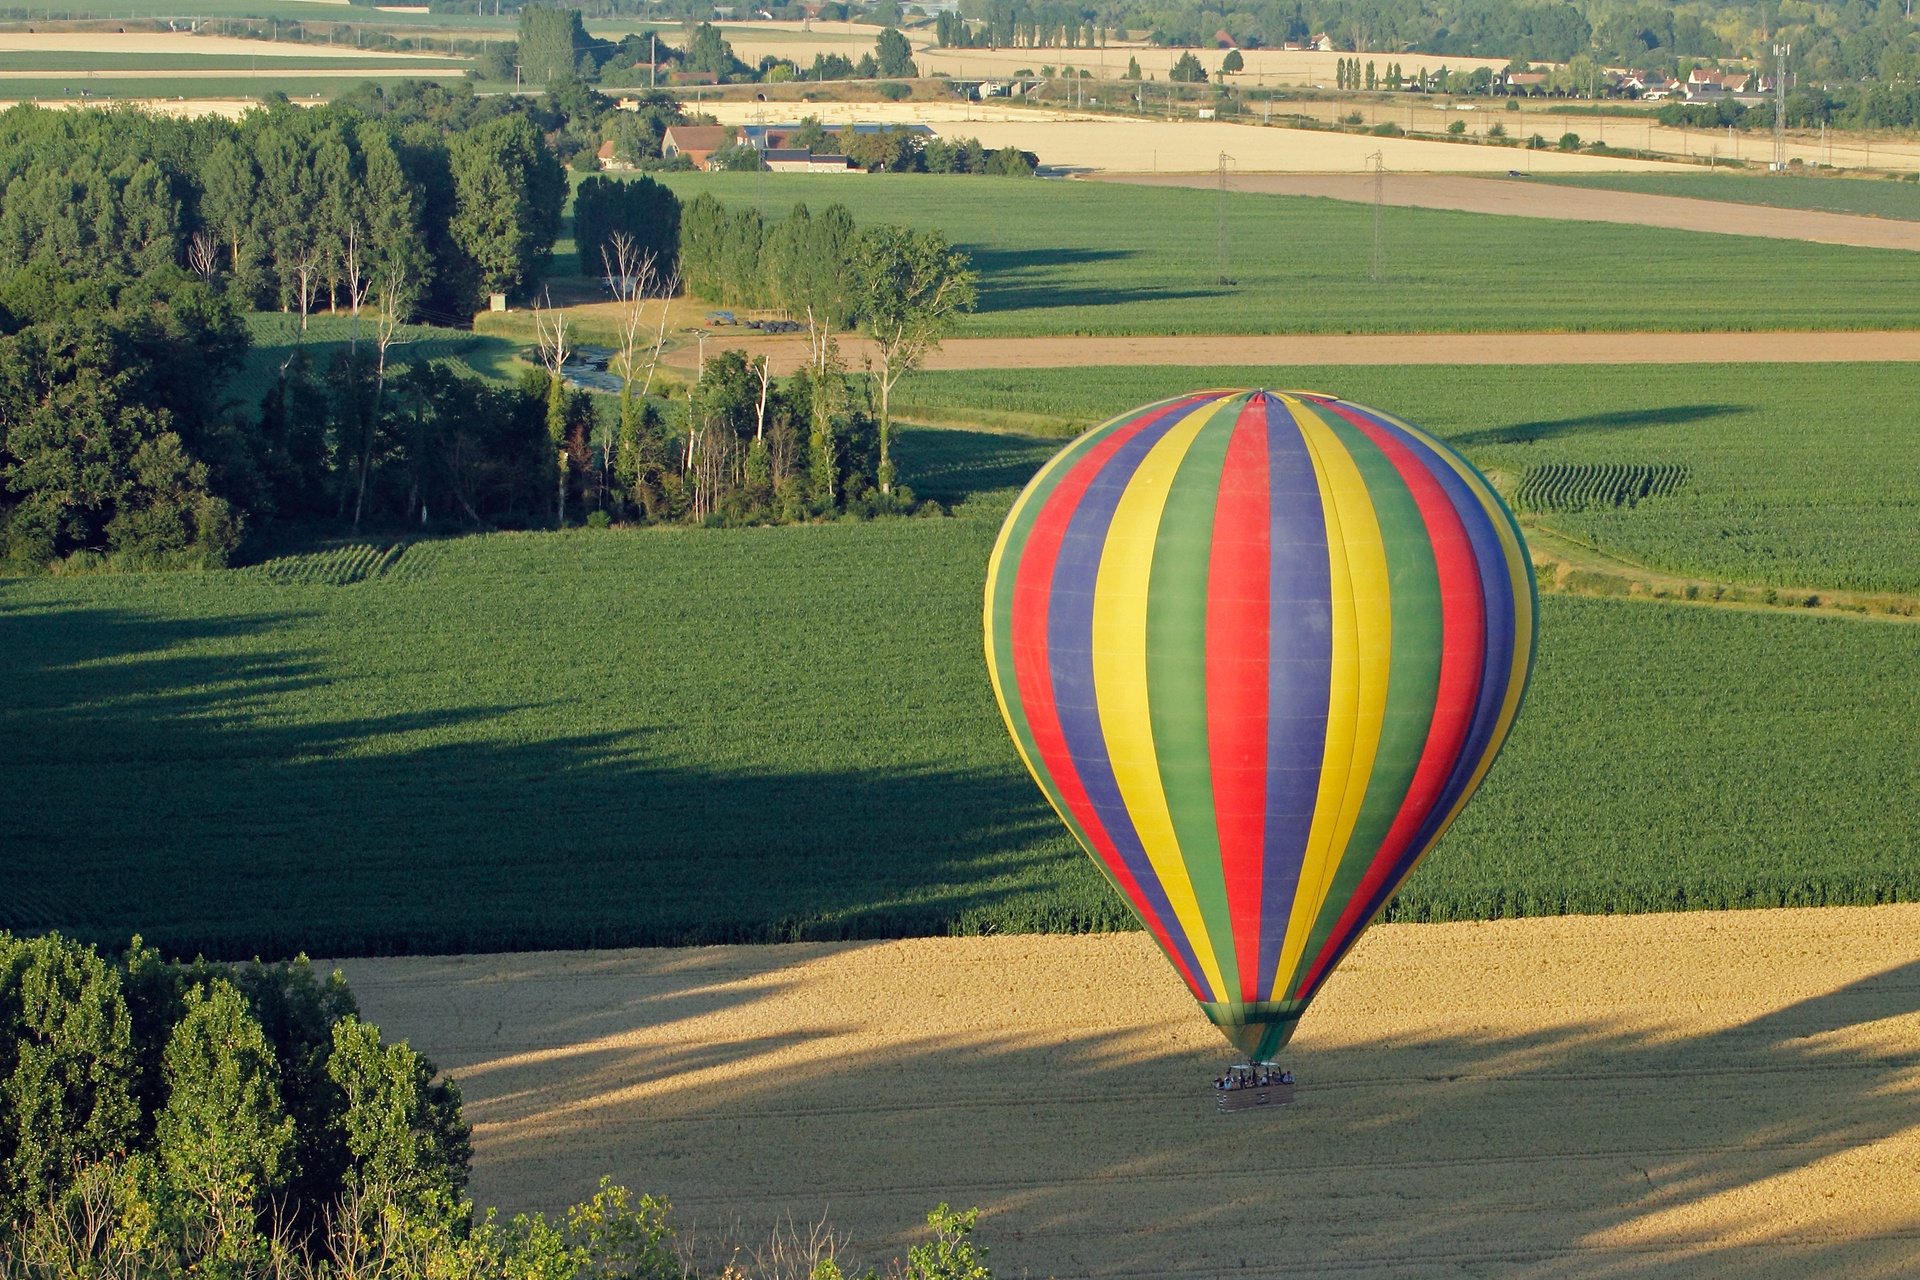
left=0, top=595, right=1122, bottom=961
left=1450, top=403, right=1748, bottom=448
left=960, top=244, right=1225, bottom=316
left=373, top=936, right=1920, bottom=1278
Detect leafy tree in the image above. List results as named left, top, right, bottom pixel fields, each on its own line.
left=517, top=3, right=593, bottom=86
left=877, top=27, right=919, bottom=77
left=854, top=225, right=977, bottom=494
left=0, top=934, right=138, bottom=1225
left=450, top=113, right=566, bottom=302
left=1221, top=48, right=1244, bottom=72
left=155, top=980, right=296, bottom=1261
left=682, top=22, right=750, bottom=81
left=574, top=176, right=680, bottom=284
left=327, top=1018, right=470, bottom=1211
left=1170, top=51, right=1208, bottom=81
left=905, top=1204, right=991, bottom=1280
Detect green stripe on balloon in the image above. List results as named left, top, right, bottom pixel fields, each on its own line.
left=1146, top=394, right=1247, bottom=1005
left=1282, top=409, right=1444, bottom=1002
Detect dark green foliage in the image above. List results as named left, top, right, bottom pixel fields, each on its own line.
left=1168, top=51, right=1208, bottom=82
left=0, top=935, right=138, bottom=1224
left=876, top=27, right=918, bottom=78
left=0, top=934, right=468, bottom=1256
left=516, top=3, right=593, bottom=87
left=0, top=270, right=249, bottom=570
left=451, top=113, right=567, bottom=299
left=681, top=21, right=750, bottom=82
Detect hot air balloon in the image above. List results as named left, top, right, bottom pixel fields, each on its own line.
left=983, top=390, right=1536, bottom=1069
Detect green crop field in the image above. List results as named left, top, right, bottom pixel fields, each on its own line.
left=1531, top=170, right=1920, bottom=221
left=896, top=362, right=1920, bottom=595
left=4, top=391, right=1919, bottom=959
left=651, top=172, right=1920, bottom=336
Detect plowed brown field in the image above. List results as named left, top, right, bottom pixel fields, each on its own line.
left=337, top=905, right=1920, bottom=1278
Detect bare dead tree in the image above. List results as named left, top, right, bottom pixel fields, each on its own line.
left=187, top=230, right=219, bottom=285
left=341, top=221, right=375, bottom=346
left=352, top=263, right=414, bottom=531
left=753, top=353, right=772, bottom=443
left=290, top=244, right=322, bottom=332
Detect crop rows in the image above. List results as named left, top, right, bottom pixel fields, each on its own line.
left=245, top=541, right=417, bottom=586
left=1513, top=462, right=1691, bottom=513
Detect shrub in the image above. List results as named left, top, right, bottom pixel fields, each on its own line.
left=1558, top=131, right=1581, bottom=150
left=1448, top=118, right=1467, bottom=135
left=1371, top=121, right=1403, bottom=136
left=875, top=81, right=911, bottom=100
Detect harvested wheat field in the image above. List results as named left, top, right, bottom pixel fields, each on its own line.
left=0, top=33, right=454, bottom=59
left=337, top=905, right=1920, bottom=1278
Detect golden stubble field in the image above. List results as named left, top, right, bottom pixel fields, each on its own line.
left=337, top=905, right=1920, bottom=1278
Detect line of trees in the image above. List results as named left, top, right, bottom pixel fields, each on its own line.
left=647, top=195, right=977, bottom=517
left=941, top=0, right=1920, bottom=84
left=0, top=94, right=565, bottom=328
left=0, top=94, right=583, bottom=570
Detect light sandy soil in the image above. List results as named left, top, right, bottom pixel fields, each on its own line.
left=1106, top=172, right=1920, bottom=251
left=0, top=33, right=455, bottom=59
left=662, top=330, right=1920, bottom=375
left=336, top=905, right=1920, bottom=1278
left=690, top=103, right=1688, bottom=173
left=1236, top=97, right=1920, bottom=172
left=0, top=68, right=453, bottom=80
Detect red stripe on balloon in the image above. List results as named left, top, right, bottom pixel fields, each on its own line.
left=1291, top=409, right=1487, bottom=1000
left=1205, top=397, right=1273, bottom=1004
left=1010, top=411, right=1208, bottom=999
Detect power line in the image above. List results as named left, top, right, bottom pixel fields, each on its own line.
left=1367, top=150, right=1384, bottom=282
left=1215, top=151, right=1235, bottom=286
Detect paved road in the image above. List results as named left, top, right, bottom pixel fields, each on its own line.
left=664, top=329, right=1920, bottom=374
left=1099, top=172, right=1920, bottom=253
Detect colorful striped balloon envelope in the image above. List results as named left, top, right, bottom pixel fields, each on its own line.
left=984, top=390, right=1537, bottom=1062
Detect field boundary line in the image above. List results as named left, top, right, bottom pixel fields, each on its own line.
left=1098, top=172, right=1920, bottom=253
left=668, top=331, right=1920, bottom=375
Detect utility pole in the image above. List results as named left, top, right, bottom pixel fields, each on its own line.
left=1367, top=150, right=1384, bottom=282
left=1773, top=42, right=1790, bottom=171
left=651, top=32, right=656, bottom=89
left=1215, top=152, right=1235, bottom=285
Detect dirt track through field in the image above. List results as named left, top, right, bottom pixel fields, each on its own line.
left=660, top=329, right=1920, bottom=374
left=338, top=905, right=1920, bottom=1278
left=1103, top=172, right=1920, bottom=252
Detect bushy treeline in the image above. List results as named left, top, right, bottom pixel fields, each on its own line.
left=1659, top=81, right=1920, bottom=131
left=0, top=91, right=566, bottom=327
left=0, top=931, right=996, bottom=1280
left=942, top=0, right=1920, bottom=85
left=621, top=195, right=975, bottom=520
left=0, top=931, right=467, bottom=1264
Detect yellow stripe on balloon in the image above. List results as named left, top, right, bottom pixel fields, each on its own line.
left=1090, top=396, right=1236, bottom=1002
left=1269, top=397, right=1393, bottom=1002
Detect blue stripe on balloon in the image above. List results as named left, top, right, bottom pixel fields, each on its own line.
left=1256, top=394, right=1332, bottom=1001
left=1047, top=395, right=1218, bottom=997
